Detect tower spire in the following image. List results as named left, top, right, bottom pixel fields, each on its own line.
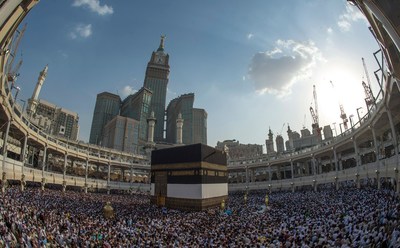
left=27, top=64, right=48, bottom=116
left=157, top=35, right=166, bottom=51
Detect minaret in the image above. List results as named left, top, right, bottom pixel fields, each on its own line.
left=268, top=127, right=273, bottom=141
left=286, top=124, right=293, bottom=151
left=266, top=127, right=275, bottom=155
left=176, top=113, right=183, bottom=144
left=147, top=111, right=157, bottom=143
left=27, top=65, right=48, bottom=116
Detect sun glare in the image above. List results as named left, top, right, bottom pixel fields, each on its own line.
left=314, top=65, right=366, bottom=129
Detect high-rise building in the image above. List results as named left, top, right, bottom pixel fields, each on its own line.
left=32, top=99, right=79, bottom=140
left=166, top=94, right=207, bottom=145
left=101, top=116, right=139, bottom=153
left=323, top=125, right=333, bottom=140
left=166, top=93, right=194, bottom=144
left=54, top=108, right=79, bottom=140
left=293, top=128, right=319, bottom=151
left=192, top=108, right=207, bottom=144
left=166, top=97, right=179, bottom=143
left=143, top=36, right=170, bottom=142
left=89, top=92, right=121, bottom=145
left=120, top=87, right=152, bottom=145
left=276, top=135, right=284, bottom=154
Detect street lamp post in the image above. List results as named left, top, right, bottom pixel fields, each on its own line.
left=349, top=115, right=354, bottom=129
left=356, top=107, right=363, bottom=123
left=2, top=86, right=20, bottom=193
left=332, top=122, right=337, bottom=137
left=19, top=99, right=26, bottom=116
left=245, top=165, right=249, bottom=189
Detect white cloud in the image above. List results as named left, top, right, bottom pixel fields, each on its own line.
left=248, top=39, right=324, bottom=97
left=337, top=4, right=367, bottom=32
left=72, top=0, right=113, bottom=16
left=247, top=33, right=254, bottom=40
left=120, top=85, right=137, bottom=98
left=70, top=24, right=92, bottom=39
left=327, top=27, right=333, bottom=34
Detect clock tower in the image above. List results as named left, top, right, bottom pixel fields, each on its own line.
left=143, top=35, right=170, bottom=142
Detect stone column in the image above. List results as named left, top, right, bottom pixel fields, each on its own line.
left=386, top=107, right=399, bottom=193
left=290, top=160, right=294, bottom=192
left=333, top=147, right=339, bottom=190
left=312, top=156, right=317, bottom=192
left=290, top=160, right=294, bottom=180
left=62, top=153, right=67, bottom=192
left=20, top=135, right=28, bottom=163
left=277, top=165, right=281, bottom=180
left=41, top=146, right=47, bottom=191
left=18, top=135, right=28, bottom=189
left=297, top=162, right=301, bottom=176
left=318, top=159, right=322, bottom=174
left=107, top=161, right=111, bottom=195
left=121, top=168, right=125, bottom=182
left=84, top=158, right=89, bottom=193
left=353, top=138, right=361, bottom=189
left=306, top=161, right=311, bottom=176
left=245, top=166, right=249, bottom=187
left=268, top=164, right=272, bottom=184
left=1, top=120, right=11, bottom=193
left=130, top=165, right=134, bottom=183
left=338, top=153, right=343, bottom=171
left=371, top=127, right=381, bottom=190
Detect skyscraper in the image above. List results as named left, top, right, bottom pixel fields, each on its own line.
left=89, top=92, right=121, bottom=145
left=166, top=94, right=208, bottom=145
left=143, top=36, right=170, bottom=142
left=166, top=93, right=194, bottom=144
left=192, top=108, right=207, bottom=144
left=120, top=87, right=152, bottom=146
left=165, top=97, right=179, bottom=143
left=276, top=135, right=284, bottom=154
left=102, top=115, right=139, bottom=153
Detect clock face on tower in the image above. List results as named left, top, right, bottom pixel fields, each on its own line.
left=156, top=56, right=164, bottom=64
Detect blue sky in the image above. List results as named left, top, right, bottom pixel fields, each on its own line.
left=15, top=0, right=379, bottom=148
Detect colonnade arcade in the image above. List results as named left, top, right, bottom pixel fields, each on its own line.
left=228, top=75, right=400, bottom=192
left=0, top=83, right=149, bottom=193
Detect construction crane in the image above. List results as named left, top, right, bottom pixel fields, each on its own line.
left=309, top=85, right=322, bottom=136
left=6, top=23, right=26, bottom=84
left=330, top=81, right=348, bottom=131
left=7, top=59, right=22, bottom=84
left=361, top=57, right=375, bottom=110
left=362, top=81, right=375, bottom=110
left=339, top=104, right=348, bottom=130
left=277, top=122, right=286, bottom=136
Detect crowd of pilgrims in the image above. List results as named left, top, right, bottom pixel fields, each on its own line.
left=0, top=183, right=399, bottom=247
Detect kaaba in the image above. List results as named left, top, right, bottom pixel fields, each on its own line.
left=150, top=143, right=228, bottom=211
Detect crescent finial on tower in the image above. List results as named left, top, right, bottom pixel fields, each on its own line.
left=158, top=35, right=166, bottom=51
